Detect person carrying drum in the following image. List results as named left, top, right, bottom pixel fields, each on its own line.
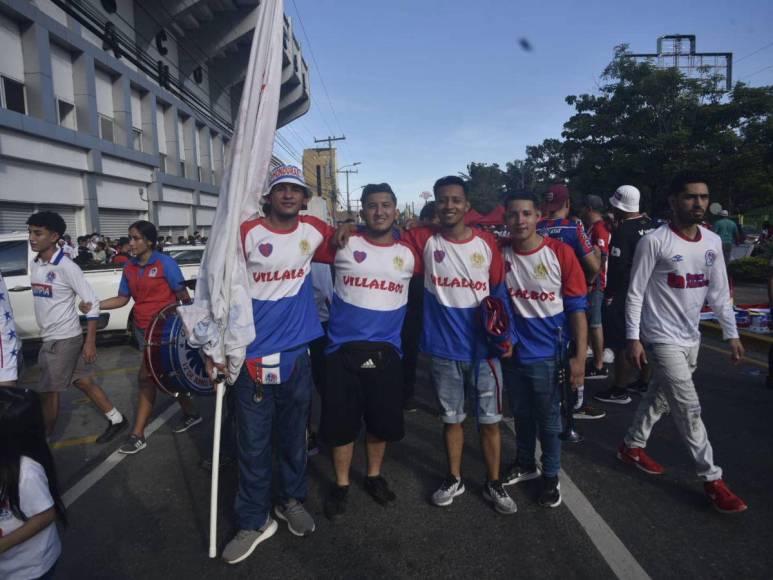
left=206, top=165, right=337, bottom=565
left=82, top=221, right=201, bottom=454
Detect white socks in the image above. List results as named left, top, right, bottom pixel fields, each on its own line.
left=105, top=407, right=123, bottom=424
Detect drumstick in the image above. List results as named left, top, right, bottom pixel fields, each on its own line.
left=209, top=375, right=227, bottom=558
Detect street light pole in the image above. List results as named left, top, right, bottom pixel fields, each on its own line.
left=337, top=162, right=361, bottom=217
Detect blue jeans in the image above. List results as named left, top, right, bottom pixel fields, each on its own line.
left=502, top=358, right=562, bottom=477
left=233, top=352, right=312, bottom=530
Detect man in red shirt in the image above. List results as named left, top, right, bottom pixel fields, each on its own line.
left=581, top=195, right=611, bottom=380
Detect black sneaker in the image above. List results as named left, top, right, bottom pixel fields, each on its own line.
left=538, top=475, right=562, bottom=508
left=625, top=380, right=649, bottom=395
left=172, top=414, right=203, bottom=433
left=363, top=475, right=396, bottom=505
left=324, top=485, right=349, bottom=520
left=573, top=404, right=607, bottom=420
left=584, top=366, right=609, bottom=380
left=502, top=464, right=542, bottom=486
left=594, top=387, right=632, bottom=405
left=96, top=417, right=128, bottom=443
left=403, top=397, right=418, bottom=413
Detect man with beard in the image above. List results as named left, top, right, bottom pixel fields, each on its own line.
left=619, top=172, right=747, bottom=513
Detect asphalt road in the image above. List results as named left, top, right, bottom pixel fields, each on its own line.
left=19, top=333, right=773, bottom=579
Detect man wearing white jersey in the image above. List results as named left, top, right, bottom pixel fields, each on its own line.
left=25, top=212, right=126, bottom=440
left=317, top=183, right=420, bottom=519
left=620, top=172, right=747, bottom=513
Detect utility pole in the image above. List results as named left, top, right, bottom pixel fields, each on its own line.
left=337, top=163, right=361, bottom=215
left=314, top=135, right=345, bottom=220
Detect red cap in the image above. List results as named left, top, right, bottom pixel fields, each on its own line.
left=541, top=184, right=569, bottom=213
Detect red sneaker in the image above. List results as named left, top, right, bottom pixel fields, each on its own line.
left=704, top=480, right=748, bottom=513
left=616, top=442, right=664, bottom=475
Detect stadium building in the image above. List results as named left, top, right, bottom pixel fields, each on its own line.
left=0, top=0, right=309, bottom=238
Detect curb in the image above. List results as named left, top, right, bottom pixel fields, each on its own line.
left=700, top=320, right=773, bottom=350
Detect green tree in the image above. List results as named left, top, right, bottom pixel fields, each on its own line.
left=459, top=162, right=506, bottom=213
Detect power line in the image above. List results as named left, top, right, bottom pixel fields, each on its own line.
left=735, top=41, right=773, bottom=65
left=289, top=0, right=351, bottom=160
left=741, top=63, right=773, bottom=81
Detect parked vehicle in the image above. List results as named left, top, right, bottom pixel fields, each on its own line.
left=0, top=233, right=202, bottom=342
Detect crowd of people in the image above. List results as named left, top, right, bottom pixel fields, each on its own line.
left=0, top=163, right=750, bottom=576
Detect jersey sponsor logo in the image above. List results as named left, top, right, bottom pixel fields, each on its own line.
left=611, top=247, right=621, bottom=257
left=393, top=256, right=405, bottom=271
left=470, top=252, right=486, bottom=269
left=671, top=255, right=684, bottom=263
left=433, top=250, right=445, bottom=263
left=532, top=263, right=548, bottom=280
left=31, top=283, right=53, bottom=298
left=354, top=250, right=367, bottom=263
left=509, top=287, right=557, bottom=302
left=667, top=272, right=709, bottom=289
left=259, top=243, right=273, bottom=257
left=705, top=250, right=716, bottom=267
left=342, top=275, right=405, bottom=293
left=299, top=239, right=311, bottom=255
left=252, top=268, right=305, bottom=283
left=430, top=274, right=487, bottom=292
left=45, top=271, right=56, bottom=283
left=149, top=267, right=158, bottom=277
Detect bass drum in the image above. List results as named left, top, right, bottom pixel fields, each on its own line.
left=143, top=303, right=213, bottom=397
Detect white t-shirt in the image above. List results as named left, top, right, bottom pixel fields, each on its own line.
left=30, top=248, right=100, bottom=341
left=0, top=457, right=61, bottom=579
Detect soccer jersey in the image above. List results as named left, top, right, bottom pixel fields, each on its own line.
left=502, top=237, right=588, bottom=363
left=0, top=271, right=20, bottom=381
left=30, top=248, right=100, bottom=341
left=605, top=215, right=654, bottom=299
left=118, top=251, right=185, bottom=330
left=587, top=220, right=611, bottom=291
left=626, top=224, right=738, bottom=346
left=402, top=226, right=513, bottom=362
left=240, top=215, right=334, bottom=358
left=321, top=233, right=420, bottom=355
left=537, top=217, right=594, bottom=262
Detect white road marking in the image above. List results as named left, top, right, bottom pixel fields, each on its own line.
left=503, top=419, right=651, bottom=580
left=62, top=404, right=180, bottom=507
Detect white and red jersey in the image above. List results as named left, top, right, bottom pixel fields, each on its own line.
left=588, top=220, right=611, bottom=291
left=502, top=237, right=587, bottom=363
left=402, top=226, right=513, bottom=362
left=317, top=233, right=420, bottom=354
left=240, top=215, right=334, bottom=358
left=30, top=248, right=100, bottom=342
left=626, top=224, right=738, bottom=346
left=0, top=271, right=20, bottom=381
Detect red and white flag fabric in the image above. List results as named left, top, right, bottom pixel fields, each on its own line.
left=178, top=0, right=285, bottom=379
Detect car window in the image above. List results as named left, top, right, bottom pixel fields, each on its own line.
left=0, top=240, right=28, bottom=276
left=166, top=249, right=203, bottom=264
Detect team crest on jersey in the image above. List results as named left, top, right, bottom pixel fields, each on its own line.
left=45, top=271, right=56, bottom=283
left=354, top=251, right=367, bottom=263
left=434, top=250, right=445, bottom=263
left=671, top=255, right=684, bottom=263
left=705, top=250, right=716, bottom=267
left=470, top=252, right=486, bottom=269
left=299, top=239, right=311, bottom=255
left=393, top=256, right=405, bottom=270
left=532, top=263, right=548, bottom=280
left=259, top=243, right=273, bottom=257
left=149, top=267, right=158, bottom=277
left=263, top=371, right=278, bottom=384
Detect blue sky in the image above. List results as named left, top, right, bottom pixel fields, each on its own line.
left=277, top=0, right=773, bottom=210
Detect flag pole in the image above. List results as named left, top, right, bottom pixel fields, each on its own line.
left=208, top=377, right=227, bottom=558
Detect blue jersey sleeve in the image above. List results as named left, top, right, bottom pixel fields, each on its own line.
left=118, top=271, right=131, bottom=297
left=162, top=255, right=186, bottom=292
left=492, top=281, right=519, bottom=346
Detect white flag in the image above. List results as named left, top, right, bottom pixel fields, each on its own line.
left=178, top=0, right=285, bottom=380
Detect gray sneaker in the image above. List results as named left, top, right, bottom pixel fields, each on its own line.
left=483, top=479, right=518, bottom=514
left=222, top=519, right=278, bottom=565
left=172, top=414, right=203, bottom=433
left=431, top=475, right=465, bottom=507
left=503, top=464, right=542, bottom=486
left=118, top=434, right=146, bottom=455
left=274, top=499, right=316, bottom=537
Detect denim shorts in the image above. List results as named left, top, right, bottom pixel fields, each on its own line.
left=429, top=356, right=503, bottom=424
left=588, top=288, right=604, bottom=328
left=133, top=325, right=147, bottom=350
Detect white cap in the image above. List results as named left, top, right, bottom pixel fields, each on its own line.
left=609, top=185, right=640, bottom=213
left=264, top=164, right=310, bottom=197
left=720, top=209, right=729, bottom=217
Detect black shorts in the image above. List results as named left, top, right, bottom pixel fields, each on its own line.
left=602, top=295, right=627, bottom=350
left=319, top=342, right=405, bottom=447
